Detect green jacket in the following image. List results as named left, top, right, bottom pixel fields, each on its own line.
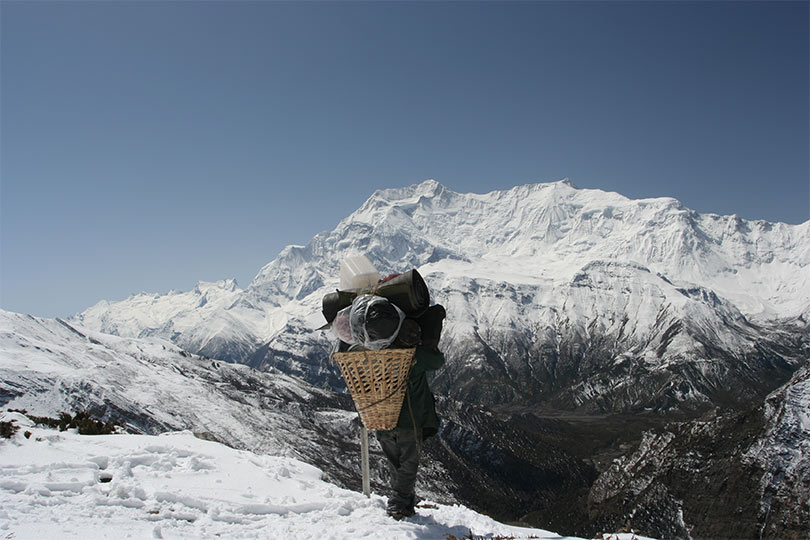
left=390, top=346, right=445, bottom=438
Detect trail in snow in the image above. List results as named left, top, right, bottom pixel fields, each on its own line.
left=0, top=412, right=652, bottom=540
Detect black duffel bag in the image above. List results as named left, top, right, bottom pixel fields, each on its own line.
left=321, top=268, right=430, bottom=326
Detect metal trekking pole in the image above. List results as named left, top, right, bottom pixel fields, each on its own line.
left=360, top=425, right=370, bottom=497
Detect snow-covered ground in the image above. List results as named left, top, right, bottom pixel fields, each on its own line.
left=0, top=412, right=651, bottom=540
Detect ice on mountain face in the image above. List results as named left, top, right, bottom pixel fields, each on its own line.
left=69, top=179, right=809, bottom=412
left=284, top=180, right=805, bottom=320
left=372, top=178, right=446, bottom=203
left=83, top=180, right=810, bottom=327
left=424, top=251, right=801, bottom=413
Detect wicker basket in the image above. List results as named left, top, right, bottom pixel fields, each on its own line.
left=332, top=348, right=416, bottom=430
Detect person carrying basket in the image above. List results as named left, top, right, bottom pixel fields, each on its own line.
left=329, top=287, right=446, bottom=520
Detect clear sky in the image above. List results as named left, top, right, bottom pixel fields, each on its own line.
left=1, top=1, right=808, bottom=318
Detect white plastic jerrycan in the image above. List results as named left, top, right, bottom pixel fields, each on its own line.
left=339, top=255, right=380, bottom=290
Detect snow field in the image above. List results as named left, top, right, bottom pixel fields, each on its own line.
left=1, top=412, right=652, bottom=540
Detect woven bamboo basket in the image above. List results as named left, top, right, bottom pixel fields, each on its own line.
left=332, top=348, right=416, bottom=430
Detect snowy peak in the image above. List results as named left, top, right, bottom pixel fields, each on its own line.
left=317, top=179, right=808, bottom=315
left=372, top=178, right=448, bottom=203
left=72, top=180, right=810, bottom=363
left=71, top=179, right=809, bottom=412
left=192, top=278, right=239, bottom=295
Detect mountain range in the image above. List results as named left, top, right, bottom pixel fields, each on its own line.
left=5, top=179, right=809, bottom=538
left=75, top=179, right=809, bottom=414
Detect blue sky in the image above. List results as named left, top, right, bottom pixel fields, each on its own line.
left=1, top=1, right=808, bottom=318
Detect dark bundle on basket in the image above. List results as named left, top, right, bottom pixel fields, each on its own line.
left=323, top=263, right=444, bottom=429
left=321, top=268, right=427, bottom=319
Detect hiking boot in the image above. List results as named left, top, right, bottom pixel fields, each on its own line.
left=387, top=506, right=416, bottom=520
left=386, top=491, right=416, bottom=520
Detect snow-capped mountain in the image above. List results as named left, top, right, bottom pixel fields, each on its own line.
left=7, top=179, right=810, bottom=539
left=74, top=179, right=810, bottom=415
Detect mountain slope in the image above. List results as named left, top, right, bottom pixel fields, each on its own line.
left=0, top=309, right=601, bottom=534
left=587, top=363, right=810, bottom=539
left=73, top=180, right=810, bottom=417
left=0, top=310, right=366, bottom=488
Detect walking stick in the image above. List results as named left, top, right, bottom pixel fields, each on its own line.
left=361, top=424, right=371, bottom=497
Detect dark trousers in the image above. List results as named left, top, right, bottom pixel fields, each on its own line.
left=376, top=429, right=421, bottom=511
